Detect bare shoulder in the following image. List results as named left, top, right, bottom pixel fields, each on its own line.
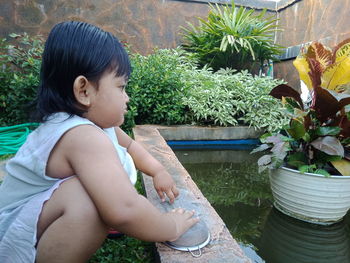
left=47, top=124, right=116, bottom=178
left=65, top=124, right=112, bottom=147
left=59, top=124, right=116, bottom=157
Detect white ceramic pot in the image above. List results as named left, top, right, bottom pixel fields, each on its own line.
left=269, top=167, right=350, bottom=225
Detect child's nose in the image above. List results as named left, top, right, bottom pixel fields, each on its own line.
left=124, top=91, right=130, bottom=103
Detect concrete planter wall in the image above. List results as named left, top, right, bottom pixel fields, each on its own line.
left=269, top=167, right=350, bottom=225
left=157, top=125, right=263, bottom=141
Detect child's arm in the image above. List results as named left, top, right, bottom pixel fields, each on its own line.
left=115, top=127, right=179, bottom=203
left=61, top=125, right=199, bottom=241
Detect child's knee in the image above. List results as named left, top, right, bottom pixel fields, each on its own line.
left=44, top=177, right=105, bottom=225
left=61, top=178, right=103, bottom=222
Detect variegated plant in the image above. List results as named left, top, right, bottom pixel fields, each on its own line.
left=253, top=40, right=350, bottom=176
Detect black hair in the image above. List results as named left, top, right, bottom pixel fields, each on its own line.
left=33, top=21, right=131, bottom=122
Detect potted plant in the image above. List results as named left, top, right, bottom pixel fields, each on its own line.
left=252, top=39, right=350, bottom=225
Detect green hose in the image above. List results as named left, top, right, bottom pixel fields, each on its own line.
left=0, top=123, right=39, bottom=155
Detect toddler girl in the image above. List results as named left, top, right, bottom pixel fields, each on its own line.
left=0, top=21, right=198, bottom=263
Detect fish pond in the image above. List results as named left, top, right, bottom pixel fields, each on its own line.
left=172, top=145, right=350, bottom=263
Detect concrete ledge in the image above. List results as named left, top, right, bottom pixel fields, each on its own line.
left=157, top=125, right=263, bottom=141
left=133, top=125, right=254, bottom=263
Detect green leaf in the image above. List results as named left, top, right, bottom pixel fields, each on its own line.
left=314, top=151, right=342, bottom=164
left=287, top=152, right=307, bottom=168
left=302, top=132, right=311, bottom=142
left=298, top=164, right=316, bottom=173
left=314, top=169, right=331, bottom=177
left=315, top=126, right=341, bottom=136
left=287, top=119, right=305, bottom=140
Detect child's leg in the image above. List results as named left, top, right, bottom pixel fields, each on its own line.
left=36, top=177, right=109, bottom=263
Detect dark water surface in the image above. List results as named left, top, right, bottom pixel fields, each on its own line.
left=173, top=148, right=350, bottom=263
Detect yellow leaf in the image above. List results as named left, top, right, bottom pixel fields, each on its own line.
left=335, top=42, right=350, bottom=63
left=331, top=159, right=350, bottom=176
left=293, top=56, right=313, bottom=90
left=293, top=108, right=307, bottom=121
left=308, top=42, right=332, bottom=72
left=281, top=96, right=286, bottom=105
left=321, top=57, right=350, bottom=91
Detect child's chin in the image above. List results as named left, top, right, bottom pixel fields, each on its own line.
left=116, top=118, right=124, bottom=127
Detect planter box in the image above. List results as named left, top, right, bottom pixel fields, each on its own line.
left=269, top=167, right=350, bottom=225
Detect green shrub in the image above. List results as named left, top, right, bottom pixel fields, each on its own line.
left=126, top=47, right=287, bottom=132
left=126, top=49, right=193, bottom=126
left=0, top=33, right=43, bottom=126
left=0, top=30, right=286, bottom=134
left=181, top=0, right=283, bottom=72
left=182, top=68, right=288, bottom=131
left=89, top=237, right=154, bottom=263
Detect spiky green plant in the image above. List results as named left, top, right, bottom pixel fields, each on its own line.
left=181, top=0, right=283, bottom=72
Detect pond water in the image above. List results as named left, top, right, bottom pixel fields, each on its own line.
left=173, top=147, right=350, bottom=263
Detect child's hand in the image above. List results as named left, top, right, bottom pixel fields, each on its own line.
left=152, top=170, right=179, bottom=204
left=167, top=208, right=200, bottom=241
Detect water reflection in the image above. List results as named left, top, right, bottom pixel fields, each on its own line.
left=173, top=148, right=350, bottom=263
left=258, top=208, right=350, bottom=263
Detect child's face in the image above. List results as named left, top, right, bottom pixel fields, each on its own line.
left=85, top=71, right=129, bottom=128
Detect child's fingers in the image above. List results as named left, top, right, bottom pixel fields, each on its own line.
left=172, top=208, right=197, bottom=219
left=171, top=207, right=185, bottom=213
left=165, top=189, right=175, bottom=204
left=189, top=216, right=200, bottom=225
left=168, top=208, right=200, bottom=241
left=184, top=210, right=199, bottom=229
left=157, top=189, right=166, bottom=202
left=172, top=185, right=179, bottom=198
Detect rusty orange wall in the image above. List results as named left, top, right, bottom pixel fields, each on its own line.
left=274, top=0, right=350, bottom=89
left=0, top=0, right=208, bottom=55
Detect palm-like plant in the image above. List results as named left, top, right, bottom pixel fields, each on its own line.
left=181, top=0, right=283, bottom=72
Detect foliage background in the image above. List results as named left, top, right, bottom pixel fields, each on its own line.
left=0, top=34, right=286, bottom=134
left=0, top=33, right=42, bottom=126
left=122, top=49, right=192, bottom=132
left=181, top=67, right=287, bottom=131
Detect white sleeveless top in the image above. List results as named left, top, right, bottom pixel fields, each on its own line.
left=0, top=112, right=137, bottom=263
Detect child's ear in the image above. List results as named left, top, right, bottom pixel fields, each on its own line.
left=73, top=76, right=94, bottom=107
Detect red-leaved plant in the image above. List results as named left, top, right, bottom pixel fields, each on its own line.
left=253, top=39, right=350, bottom=176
